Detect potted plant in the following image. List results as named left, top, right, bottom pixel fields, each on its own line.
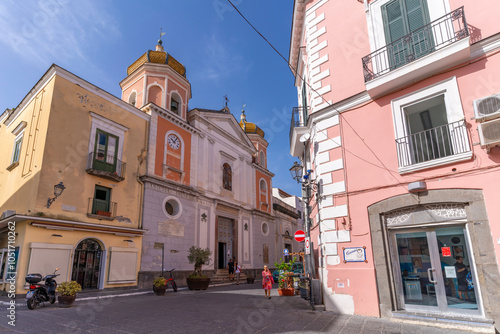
left=153, top=276, right=167, bottom=296
left=56, top=281, right=82, bottom=307
left=246, top=269, right=255, bottom=284
left=274, top=258, right=296, bottom=296
left=186, top=246, right=212, bottom=290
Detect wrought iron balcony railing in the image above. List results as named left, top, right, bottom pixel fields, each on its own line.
left=86, top=152, right=126, bottom=182
left=363, top=7, right=468, bottom=82
left=87, top=197, right=117, bottom=220
left=289, top=106, right=309, bottom=142
left=395, top=120, right=470, bottom=168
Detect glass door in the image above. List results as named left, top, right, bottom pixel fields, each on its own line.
left=393, top=226, right=479, bottom=315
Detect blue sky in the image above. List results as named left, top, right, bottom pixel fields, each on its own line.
left=0, top=0, right=302, bottom=196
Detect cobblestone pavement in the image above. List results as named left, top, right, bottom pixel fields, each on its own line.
left=0, top=283, right=491, bottom=333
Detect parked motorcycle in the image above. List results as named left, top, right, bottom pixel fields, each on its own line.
left=25, top=268, right=60, bottom=310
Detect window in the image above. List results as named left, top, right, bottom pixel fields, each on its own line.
left=11, top=132, right=23, bottom=165
left=261, top=222, right=269, bottom=236
left=128, top=92, right=137, bottom=106
left=223, top=163, right=232, bottom=191
left=259, top=151, right=266, bottom=168
left=392, top=77, right=471, bottom=172
left=91, top=185, right=111, bottom=215
left=162, top=196, right=182, bottom=219
left=93, top=129, right=119, bottom=173
left=382, top=0, right=432, bottom=69
left=259, top=179, right=268, bottom=208
left=171, top=99, right=179, bottom=113
left=170, top=93, right=182, bottom=116
left=87, top=113, right=126, bottom=179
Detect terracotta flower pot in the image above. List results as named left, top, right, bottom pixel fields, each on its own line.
left=58, top=295, right=76, bottom=308
left=278, top=288, right=295, bottom=296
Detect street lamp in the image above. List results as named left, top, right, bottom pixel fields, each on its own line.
left=290, top=161, right=318, bottom=310
left=289, top=161, right=303, bottom=181
left=47, top=182, right=66, bottom=208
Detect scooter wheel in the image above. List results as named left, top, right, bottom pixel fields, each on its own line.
left=27, top=296, right=38, bottom=310
left=49, top=295, right=56, bottom=304
left=172, top=281, right=177, bottom=292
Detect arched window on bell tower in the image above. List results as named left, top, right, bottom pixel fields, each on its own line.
left=128, top=91, right=137, bottom=106
left=170, top=92, right=182, bottom=117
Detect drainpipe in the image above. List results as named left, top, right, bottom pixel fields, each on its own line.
left=136, top=118, right=149, bottom=230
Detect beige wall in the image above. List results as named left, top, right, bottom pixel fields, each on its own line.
left=0, top=67, right=148, bottom=293
left=33, top=75, right=148, bottom=228
left=0, top=77, right=55, bottom=214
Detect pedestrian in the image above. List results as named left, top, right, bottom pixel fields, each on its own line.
left=262, top=265, right=274, bottom=299
left=454, top=256, right=470, bottom=300
left=235, top=261, right=241, bottom=285
left=227, top=257, right=235, bottom=281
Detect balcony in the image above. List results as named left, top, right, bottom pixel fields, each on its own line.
left=86, top=152, right=126, bottom=182
left=289, top=106, right=309, bottom=157
left=87, top=197, right=117, bottom=220
left=395, top=120, right=471, bottom=173
left=363, top=7, right=470, bottom=98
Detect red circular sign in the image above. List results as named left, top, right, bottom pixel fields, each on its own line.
left=294, top=230, right=306, bottom=242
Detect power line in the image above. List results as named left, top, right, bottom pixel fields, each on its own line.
left=226, top=0, right=400, bottom=181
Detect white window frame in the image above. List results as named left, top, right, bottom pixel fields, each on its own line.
left=88, top=113, right=127, bottom=164
left=170, top=91, right=183, bottom=117
left=259, top=150, right=266, bottom=168
left=11, top=131, right=24, bottom=165
left=367, top=0, right=450, bottom=54
left=128, top=91, right=137, bottom=106
left=259, top=178, right=268, bottom=209
left=391, top=76, right=471, bottom=173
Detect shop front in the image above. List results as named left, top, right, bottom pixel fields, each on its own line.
left=368, top=189, right=500, bottom=329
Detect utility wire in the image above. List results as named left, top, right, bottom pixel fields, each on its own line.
left=226, top=0, right=401, bottom=181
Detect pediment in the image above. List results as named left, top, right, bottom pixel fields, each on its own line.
left=202, top=113, right=255, bottom=149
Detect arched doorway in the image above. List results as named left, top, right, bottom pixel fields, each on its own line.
left=72, top=239, right=103, bottom=290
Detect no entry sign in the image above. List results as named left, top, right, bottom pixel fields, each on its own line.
left=294, top=230, right=306, bottom=242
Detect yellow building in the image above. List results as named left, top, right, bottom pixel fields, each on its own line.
left=0, top=65, right=149, bottom=294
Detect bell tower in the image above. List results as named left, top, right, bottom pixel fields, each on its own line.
left=119, top=33, right=191, bottom=120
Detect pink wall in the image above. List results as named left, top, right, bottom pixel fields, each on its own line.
left=342, top=52, right=500, bottom=267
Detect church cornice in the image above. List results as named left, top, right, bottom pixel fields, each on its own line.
left=253, top=163, right=275, bottom=177
left=143, top=103, right=201, bottom=135
left=140, top=175, right=202, bottom=199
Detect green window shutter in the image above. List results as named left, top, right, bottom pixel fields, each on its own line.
left=93, top=129, right=119, bottom=173
left=405, top=0, right=429, bottom=32
left=383, top=0, right=407, bottom=43
left=382, top=0, right=433, bottom=68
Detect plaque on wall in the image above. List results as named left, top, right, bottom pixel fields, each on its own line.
left=158, top=220, right=184, bottom=237
left=342, top=246, right=367, bottom=263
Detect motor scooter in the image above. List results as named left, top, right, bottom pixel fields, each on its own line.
left=25, top=268, right=59, bottom=310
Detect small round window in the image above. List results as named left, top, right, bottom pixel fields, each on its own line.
left=162, top=197, right=182, bottom=219
left=261, top=222, right=269, bottom=236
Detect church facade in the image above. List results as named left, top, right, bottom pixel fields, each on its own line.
left=119, top=41, right=303, bottom=285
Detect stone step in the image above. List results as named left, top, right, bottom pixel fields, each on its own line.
left=211, top=269, right=248, bottom=283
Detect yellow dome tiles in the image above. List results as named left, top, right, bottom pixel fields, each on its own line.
left=239, top=120, right=265, bottom=138
left=127, top=50, right=186, bottom=77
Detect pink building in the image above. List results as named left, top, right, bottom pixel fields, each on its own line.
left=289, top=0, right=500, bottom=332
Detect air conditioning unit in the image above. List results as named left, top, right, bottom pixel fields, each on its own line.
left=478, top=118, right=500, bottom=152
left=473, top=94, right=500, bottom=122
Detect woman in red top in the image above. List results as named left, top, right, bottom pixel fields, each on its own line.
left=262, top=265, right=274, bottom=299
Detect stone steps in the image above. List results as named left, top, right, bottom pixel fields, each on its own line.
left=211, top=269, right=247, bottom=284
